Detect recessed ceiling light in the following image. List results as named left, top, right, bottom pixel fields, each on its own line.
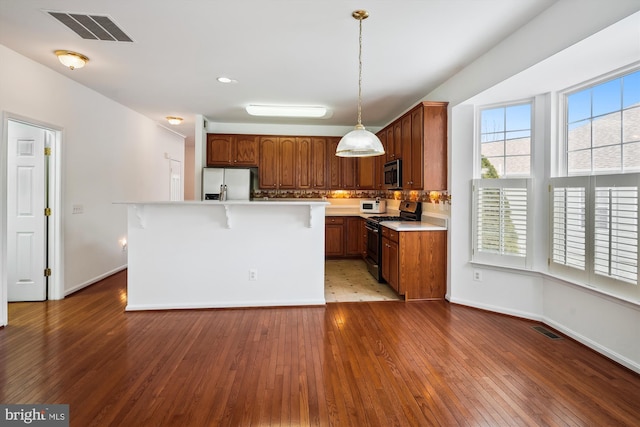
left=217, top=77, right=237, bottom=84
left=246, top=105, right=328, bottom=118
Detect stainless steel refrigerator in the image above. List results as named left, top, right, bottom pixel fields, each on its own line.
left=202, top=168, right=252, bottom=200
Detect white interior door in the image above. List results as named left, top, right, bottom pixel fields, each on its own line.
left=170, top=159, right=182, bottom=201
left=7, top=120, right=46, bottom=301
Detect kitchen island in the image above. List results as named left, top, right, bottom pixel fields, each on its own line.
left=119, top=200, right=328, bottom=310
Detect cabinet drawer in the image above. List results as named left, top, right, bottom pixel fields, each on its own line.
left=325, top=217, right=344, bottom=225
left=381, top=227, right=399, bottom=242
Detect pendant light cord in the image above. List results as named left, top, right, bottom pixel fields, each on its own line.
left=357, top=16, right=363, bottom=127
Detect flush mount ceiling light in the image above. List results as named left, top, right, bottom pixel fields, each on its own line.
left=166, top=116, right=183, bottom=125
left=217, top=77, right=237, bottom=84
left=246, top=104, right=328, bottom=118
left=336, top=10, right=385, bottom=158
left=55, top=50, right=89, bottom=70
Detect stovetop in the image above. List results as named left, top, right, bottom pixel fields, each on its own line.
left=368, top=216, right=403, bottom=222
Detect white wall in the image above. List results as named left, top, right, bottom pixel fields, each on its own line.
left=428, top=3, right=640, bottom=372
left=0, top=44, right=185, bottom=322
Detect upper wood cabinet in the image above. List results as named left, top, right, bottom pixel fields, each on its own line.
left=382, top=101, right=448, bottom=191
left=327, top=137, right=357, bottom=190
left=258, top=136, right=310, bottom=189
left=311, top=137, right=328, bottom=189
left=296, top=137, right=312, bottom=189
left=375, top=130, right=387, bottom=190
left=356, top=156, right=376, bottom=189
left=259, top=136, right=279, bottom=188
left=207, top=134, right=259, bottom=167
left=421, top=102, right=448, bottom=191
left=279, top=137, right=296, bottom=189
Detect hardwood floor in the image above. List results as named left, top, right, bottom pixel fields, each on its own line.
left=2, top=270, right=639, bottom=426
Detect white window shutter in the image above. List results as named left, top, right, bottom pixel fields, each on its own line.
left=472, top=178, right=531, bottom=268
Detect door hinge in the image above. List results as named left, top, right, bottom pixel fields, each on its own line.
left=44, top=147, right=51, bottom=156
left=44, top=268, right=52, bottom=277
left=44, top=208, right=52, bottom=216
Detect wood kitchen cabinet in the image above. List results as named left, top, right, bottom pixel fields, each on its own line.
left=356, top=156, right=376, bottom=189
left=421, top=102, right=448, bottom=190
left=380, top=101, right=448, bottom=190
left=345, top=217, right=363, bottom=256
left=258, top=136, right=278, bottom=188
left=381, top=228, right=400, bottom=293
left=402, top=101, right=448, bottom=190
left=375, top=130, right=387, bottom=190
left=295, top=137, right=312, bottom=188
left=325, top=216, right=364, bottom=258
left=325, top=217, right=345, bottom=257
left=327, top=138, right=356, bottom=190
left=382, top=227, right=446, bottom=300
left=311, top=137, right=328, bottom=189
left=258, top=136, right=297, bottom=189
left=401, top=113, right=417, bottom=188
left=207, top=134, right=259, bottom=167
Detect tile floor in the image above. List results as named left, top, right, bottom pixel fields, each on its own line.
left=324, top=259, right=400, bottom=302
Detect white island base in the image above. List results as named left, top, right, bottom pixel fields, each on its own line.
left=121, top=201, right=328, bottom=311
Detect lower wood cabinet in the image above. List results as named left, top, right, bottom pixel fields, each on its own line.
left=325, top=216, right=364, bottom=258
left=325, top=217, right=345, bottom=257
left=382, top=227, right=446, bottom=300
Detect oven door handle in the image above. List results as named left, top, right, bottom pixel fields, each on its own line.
left=365, top=224, right=379, bottom=233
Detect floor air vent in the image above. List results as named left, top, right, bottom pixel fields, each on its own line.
left=48, top=12, right=133, bottom=42
left=532, top=326, right=563, bottom=340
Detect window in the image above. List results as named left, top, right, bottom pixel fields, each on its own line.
left=565, top=70, right=640, bottom=175
left=473, top=101, right=533, bottom=268
left=550, top=174, right=639, bottom=298
left=480, top=103, right=532, bottom=178
left=552, top=69, right=640, bottom=299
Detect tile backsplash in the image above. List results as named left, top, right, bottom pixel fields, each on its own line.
left=252, top=189, right=451, bottom=204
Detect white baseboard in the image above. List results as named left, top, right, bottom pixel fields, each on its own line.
left=448, top=296, right=543, bottom=321
left=64, top=264, right=127, bottom=296
left=541, top=316, right=640, bottom=375
left=448, top=296, right=640, bottom=375
left=125, top=298, right=326, bottom=311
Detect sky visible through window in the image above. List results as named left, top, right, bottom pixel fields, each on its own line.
left=568, top=70, right=640, bottom=126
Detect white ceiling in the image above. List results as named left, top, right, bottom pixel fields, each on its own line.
left=0, top=0, right=558, bottom=142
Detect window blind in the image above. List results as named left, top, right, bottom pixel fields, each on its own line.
left=472, top=178, right=530, bottom=268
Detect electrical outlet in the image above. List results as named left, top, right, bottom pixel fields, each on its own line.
left=249, top=269, right=258, bottom=281
left=473, top=269, right=483, bottom=282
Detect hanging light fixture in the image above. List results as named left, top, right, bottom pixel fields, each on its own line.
left=55, top=50, right=89, bottom=70
left=336, top=10, right=384, bottom=157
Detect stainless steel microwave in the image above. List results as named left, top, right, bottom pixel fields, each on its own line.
left=384, top=159, right=402, bottom=189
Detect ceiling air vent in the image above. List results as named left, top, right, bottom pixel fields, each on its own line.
left=47, top=12, right=133, bottom=42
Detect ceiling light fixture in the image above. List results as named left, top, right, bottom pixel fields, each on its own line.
left=246, top=104, right=328, bottom=118
left=55, top=50, right=89, bottom=70
left=336, top=10, right=384, bottom=157
left=217, top=77, right=237, bottom=84
left=166, top=116, right=183, bottom=125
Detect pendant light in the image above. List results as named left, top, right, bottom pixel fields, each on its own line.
left=336, top=10, right=385, bottom=157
